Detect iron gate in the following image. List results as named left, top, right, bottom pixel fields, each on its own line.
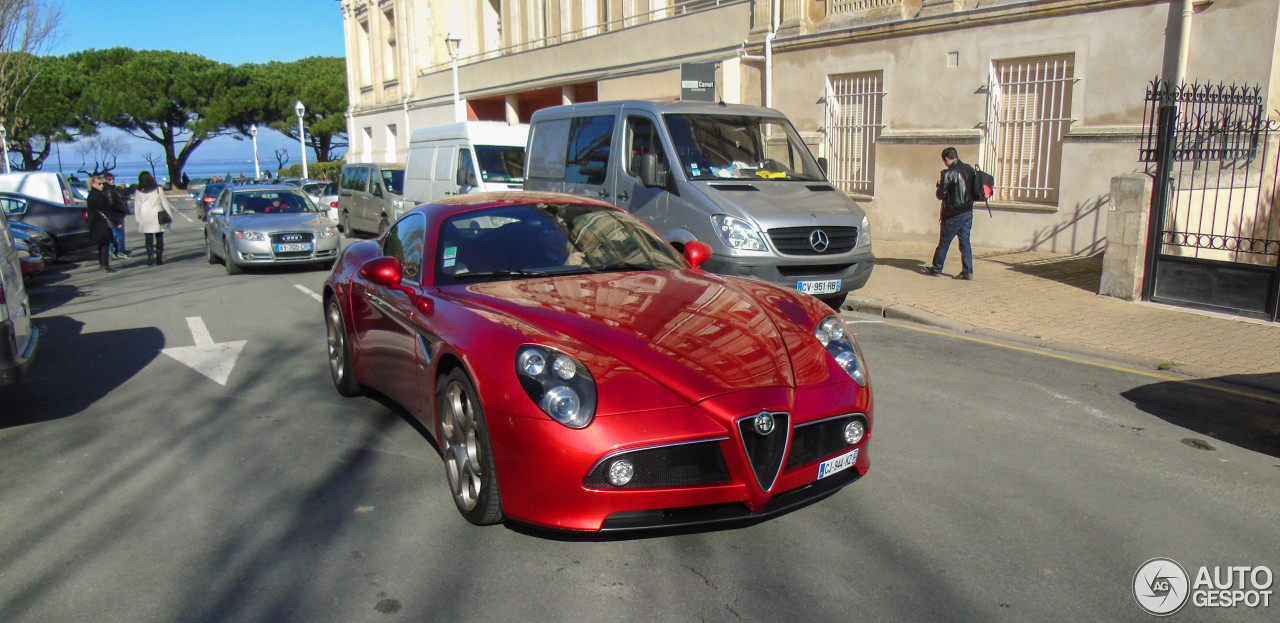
left=1140, top=79, right=1280, bottom=321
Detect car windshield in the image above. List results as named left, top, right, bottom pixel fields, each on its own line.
left=381, top=169, right=405, bottom=195
left=664, top=113, right=826, bottom=182
left=301, top=182, right=326, bottom=196
left=436, top=202, right=686, bottom=284
left=203, top=183, right=226, bottom=198
left=474, top=146, right=525, bottom=184
left=228, top=190, right=318, bottom=215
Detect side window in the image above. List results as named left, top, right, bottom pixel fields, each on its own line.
left=624, top=115, right=668, bottom=176
left=341, top=168, right=356, bottom=190
left=356, top=167, right=370, bottom=191
left=433, top=148, right=454, bottom=182
left=0, top=197, right=27, bottom=215
left=382, top=212, right=427, bottom=285
left=457, top=148, right=476, bottom=185
left=565, top=115, right=615, bottom=185
left=527, top=118, right=571, bottom=181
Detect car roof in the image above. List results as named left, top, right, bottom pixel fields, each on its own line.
left=228, top=184, right=308, bottom=193
left=529, top=99, right=787, bottom=121
left=0, top=190, right=58, bottom=205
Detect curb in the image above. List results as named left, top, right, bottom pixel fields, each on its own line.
left=841, top=295, right=1280, bottom=397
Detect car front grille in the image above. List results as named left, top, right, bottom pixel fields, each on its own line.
left=269, top=231, right=315, bottom=258
left=785, top=415, right=865, bottom=470
left=768, top=226, right=858, bottom=256
left=582, top=440, right=731, bottom=489
left=737, top=411, right=790, bottom=492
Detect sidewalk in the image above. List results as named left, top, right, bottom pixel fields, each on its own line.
left=842, top=241, right=1280, bottom=395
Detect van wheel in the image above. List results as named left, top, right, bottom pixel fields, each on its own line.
left=377, top=216, right=390, bottom=236
left=339, top=211, right=351, bottom=235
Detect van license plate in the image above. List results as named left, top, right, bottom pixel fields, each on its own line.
left=797, top=279, right=841, bottom=295
left=817, top=448, right=858, bottom=479
left=275, top=243, right=312, bottom=252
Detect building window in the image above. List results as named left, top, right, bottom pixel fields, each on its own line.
left=984, top=54, right=1075, bottom=204
left=362, top=126, right=373, bottom=162
left=825, top=71, right=884, bottom=196
left=382, top=9, right=398, bottom=83
left=357, top=19, right=372, bottom=87
left=385, top=124, right=398, bottom=162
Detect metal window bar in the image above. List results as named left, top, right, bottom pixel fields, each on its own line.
left=828, top=0, right=898, bottom=16
left=825, top=72, right=885, bottom=196
left=984, top=55, right=1075, bottom=204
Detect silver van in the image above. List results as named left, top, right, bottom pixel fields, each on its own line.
left=524, top=101, right=873, bottom=304
left=0, top=208, right=38, bottom=387
left=336, top=163, right=407, bottom=236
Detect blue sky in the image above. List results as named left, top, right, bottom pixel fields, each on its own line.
left=46, top=0, right=347, bottom=167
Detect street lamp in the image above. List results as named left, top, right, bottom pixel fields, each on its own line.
left=0, top=124, right=9, bottom=174
left=295, top=100, right=309, bottom=178
left=250, top=125, right=261, bottom=179
left=445, top=31, right=464, bottom=123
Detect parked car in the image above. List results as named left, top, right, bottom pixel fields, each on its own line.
left=291, top=179, right=328, bottom=205
left=194, top=182, right=227, bottom=220
left=317, top=181, right=339, bottom=222
left=9, top=221, right=58, bottom=263
left=0, top=208, right=39, bottom=388
left=336, top=162, right=407, bottom=236
left=525, top=100, right=875, bottom=307
left=322, top=191, right=874, bottom=531
left=0, top=190, right=91, bottom=257
left=14, top=237, right=44, bottom=283
left=204, top=184, right=340, bottom=274
left=402, top=121, right=528, bottom=205
left=0, top=171, right=77, bottom=206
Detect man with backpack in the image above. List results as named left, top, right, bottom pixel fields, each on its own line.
left=925, top=147, right=980, bottom=280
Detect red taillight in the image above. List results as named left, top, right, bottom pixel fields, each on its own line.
left=329, top=200, right=338, bottom=207
left=204, top=197, right=215, bottom=203
left=82, top=210, right=89, bottom=221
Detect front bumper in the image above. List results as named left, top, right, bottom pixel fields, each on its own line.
left=228, top=234, right=340, bottom=265
left=488, top=384, right=872, bottom=532
left=702, top=250, right=875, bottom=298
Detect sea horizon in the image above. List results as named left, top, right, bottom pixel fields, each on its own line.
left=51, top=157, right=317, bottom=184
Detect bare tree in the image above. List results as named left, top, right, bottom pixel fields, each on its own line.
left=141, top=151, right=161, bottom=178
left=74, top=134, right=129, bottom=176
left=274, top=147, right=289, bottom=172
left=0, top=1, right=60, bottom=138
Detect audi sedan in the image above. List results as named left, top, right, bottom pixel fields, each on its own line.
left=204, top=184, right=340, bottom=274
left=323, top=191, right=874, bottom=531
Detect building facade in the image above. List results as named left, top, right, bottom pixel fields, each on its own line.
left=339, top=0, right=1280, bottom=254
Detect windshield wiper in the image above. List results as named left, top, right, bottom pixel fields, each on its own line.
left=588, top=261, right=657, bottom=273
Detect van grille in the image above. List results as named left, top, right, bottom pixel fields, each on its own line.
left=767, top=226, right=858, bottom=256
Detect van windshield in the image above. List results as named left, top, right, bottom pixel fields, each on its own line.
left=664, top=114, right=825, bottom=182
left=475, top=146, right=526, bottom=184
left=381, top=169, right=405, bottom=195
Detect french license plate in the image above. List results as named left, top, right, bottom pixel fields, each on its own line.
left=797, top=279, right=841, bottom=295
left=275, top=243, right=311, bottom=252
left=817, top=448, right=858, bottom=479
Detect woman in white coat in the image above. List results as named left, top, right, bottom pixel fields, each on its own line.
left=133, top=171, right=175, bottom=266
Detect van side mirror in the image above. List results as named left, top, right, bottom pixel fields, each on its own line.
left=817, top=157, right=829, bottom=175
left=637, top=153, right=668, bottom=188
left=456, top=167, right=478, bottom=188
left=373, top=184, right=383, bottom=197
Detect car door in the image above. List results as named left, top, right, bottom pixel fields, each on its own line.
left=350, top=212, right=428, bottom=410
left=206, top=190, right=232, bottom=255
left=563, top=114, right=617, bottom=204
left=613, top=113, right=671, bottom=226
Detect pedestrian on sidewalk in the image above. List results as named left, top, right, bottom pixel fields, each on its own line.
left=103, top=172, right=130, bottom=259
left=87, top=175, right=124, bottom=273
left=134, top=171, right=175, bottom=266
left=926, top=147, right=977, bottom=280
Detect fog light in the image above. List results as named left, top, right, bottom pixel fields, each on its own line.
left=607, top=459, right=634, bottom=486
left=844, top=420, right=866, bottom=445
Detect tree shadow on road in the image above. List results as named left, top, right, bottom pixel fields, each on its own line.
left=1122, top=374, right=1280, bottom=458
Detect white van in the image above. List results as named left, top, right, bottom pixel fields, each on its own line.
left=403, top=122, right=528, bottom=205
left=0, top=171, right=77, bottom=206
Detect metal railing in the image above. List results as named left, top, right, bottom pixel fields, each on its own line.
left=983, top=54, right=1076, bottom=204
left=825, top=72, right=885, bottom=196
left=828, top=0, right=898, bottom=16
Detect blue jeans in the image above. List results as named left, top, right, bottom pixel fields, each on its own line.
left=931, top=210, right=973, bottom=275
left=111, top=224, right=126, bottom=255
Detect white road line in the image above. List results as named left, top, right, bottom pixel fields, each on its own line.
left=187, top=316, right=214, bottom=346
left=1037, top=386, right=1116, bottom=423
left=295, top=284, right=323, bottom=302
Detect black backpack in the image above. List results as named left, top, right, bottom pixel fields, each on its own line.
left=972, top=166, right=994, bottom=216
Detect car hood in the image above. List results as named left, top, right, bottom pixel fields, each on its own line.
left=692, top=181, right=866, bottom=228
left=226, top=213, right=335, bottom=230
left=456, top=269, right=804, bottom=404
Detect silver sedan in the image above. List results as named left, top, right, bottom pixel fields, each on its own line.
left=204, top=185, right=340, bottom=275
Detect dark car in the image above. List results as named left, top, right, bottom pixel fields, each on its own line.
left=0, top=191, right=91, bottom=257
left=195, top=183, right=227, bottom=220
left=9, top=221, right=59, bottom=263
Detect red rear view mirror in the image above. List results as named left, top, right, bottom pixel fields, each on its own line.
left=684, top=241, right=712, bottom=270
left=358, top=256, right=403, bottom=288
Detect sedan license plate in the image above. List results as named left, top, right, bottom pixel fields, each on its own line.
left=797, top=279, right=841, bottom=295
left=817, top=448, right=858, bottom=479
left=275, top=243, right=312, bottom=252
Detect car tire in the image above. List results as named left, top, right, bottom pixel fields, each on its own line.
left=326, top=297, right=362, bottom=397
left=377, top=216, right=390, bottom=237
left=206, top=235, right=217, bottom=264
left=437, top=368, right=503, bottom=526
left=224, top=240, right=242, bottom=275
left=339, top=211, right=352, bottom=236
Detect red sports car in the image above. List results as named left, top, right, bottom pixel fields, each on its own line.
left=323, top=192, right=873, bottom=531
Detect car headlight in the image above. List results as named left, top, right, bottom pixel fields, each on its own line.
left=815, top=315, right=868, bottom=386
left=317, top=226, right=338, bottom=239
left=711, top=215, right=767, bottom=251
left=516, top=345, right=597, bottom=428
left=392, top=198, right=408, bottom=217
left=858, top=214, right=872, bottom=248
left=234, top=230, right=266, bottom=241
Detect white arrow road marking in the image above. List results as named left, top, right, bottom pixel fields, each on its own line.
left=161, top=316, right=246, bottom=386
left=294, top=284, right=322, bottom=302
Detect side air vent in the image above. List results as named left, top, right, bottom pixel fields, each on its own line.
left=807, top=185, right=838, bottom=192
left=709, top=184, right=760, bottom=191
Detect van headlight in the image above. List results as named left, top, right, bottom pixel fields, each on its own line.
left=711, top=215, right=767, bottom=251
left=814, top=315, right=868, bottom=386
left=858, top=214, right=872, bottom=248
left=392, top=198, right=408, bottom=217
left=516, top=345, right=597, bottom=428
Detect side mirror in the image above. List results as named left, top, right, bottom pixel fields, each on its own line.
left=373, top=184, right=383, bottom=198
left=683, top=241, right=712, bottom=270
left=636, top=153, right=668, bottom=188
left=817, top=157, right=829, bottom=175
left=210, top=207, right=225, bottom=216
left=456, top=167, right=479, bottom=188
left=359, top=256, right=404, bottom=288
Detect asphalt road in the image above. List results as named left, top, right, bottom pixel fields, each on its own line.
left=1, top=196, right=1277, bottom=622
